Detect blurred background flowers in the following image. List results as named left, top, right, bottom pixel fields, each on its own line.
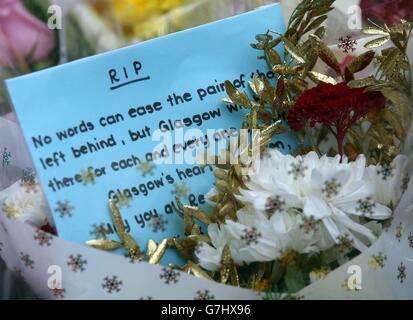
left=360, top=0, right=413, bottom=25
left=0, top=0, right=275, bottom=114
left=0, top=0, right=55, bottom=67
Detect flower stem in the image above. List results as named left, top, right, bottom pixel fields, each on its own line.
left=337, top=131, right=345, bottom=161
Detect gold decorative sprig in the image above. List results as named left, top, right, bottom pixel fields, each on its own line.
left=361, top=19, right=412, bottom=93
left=344, top=19, right=413, bottom=164
left=86, top=200, right=169, bottom=264
left=226, top=0, right=337, bottom=158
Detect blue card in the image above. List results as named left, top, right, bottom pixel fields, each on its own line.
left=6, top=4, right=291, bottom=264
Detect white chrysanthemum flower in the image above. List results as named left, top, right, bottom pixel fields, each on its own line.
left=196, top=150, right=411, bottom=271
left=196, top=224, right=227, bottom=271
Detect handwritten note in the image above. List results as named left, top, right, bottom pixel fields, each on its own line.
left=7, top=4, right=292, bottom=264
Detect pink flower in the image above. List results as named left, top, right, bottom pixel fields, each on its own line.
left=339, top=55, right=356, bottom=75
left=0, top=0, right=55, bottom=66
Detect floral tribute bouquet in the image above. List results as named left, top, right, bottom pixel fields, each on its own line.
left=170, top=0, right=413, bottom=297
left=0, top=0, right=413, bottom=300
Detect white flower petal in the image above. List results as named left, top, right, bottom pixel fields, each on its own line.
left=303, top=196, right=332, bottom=219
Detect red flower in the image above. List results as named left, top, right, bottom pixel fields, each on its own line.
left=287, top=82, right=385, bottom=157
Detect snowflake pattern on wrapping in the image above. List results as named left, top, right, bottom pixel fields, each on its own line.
left=401, top=173, right=410, bottom=193
left=338, top=35, right=357, bottom=53
left=341, top=278, right=361, bottom=292
left=20, top=252, right=34, bottom=269
left=124, top=251, right=140, bottom=264
left=67, top=254, right=87, bottom=272
left=408, top=232, right=413, bottom=248
left=137, top=160, right=156, bottom=177
left=54, top=200, right=74, bottom=218
left=2, top=203, right=20, bottom=220
left=377, top=163, right=394, bottom=181
left=171, top=182, right=191, bottom=199
left=368, top=252, right=387, bottom=270
left=265, top=196, right=285, bottom=215
left=20, top=168, right=38, bottom=193
left=241, top=227, right=261, bottom=245
left=356, top=197, right=375, bottom=216
left=102, top=276, right=123, bottom=293
left=299, top=216, right=318, bottom=234
left=288, top=160, right=308, bottom=180
left=123, top=247, right=142, bottom=263
left=160, top=267, right=181, bottom=284
left=194, top=290, right=215, bottom=300
left=150, top=215, right=168, bottom=233
left=397, top=262, right=407, bottom=283
left=34, top=229, right=53, bottom=246
left=322, top=178, right=341, bottom=198
left=89, top=223, right=109, bottom=238
left=395, top=222, right=403, bottom=242
left=50, top=287, right=65, bottom=299
left=1, top=147, right=11, bottom=167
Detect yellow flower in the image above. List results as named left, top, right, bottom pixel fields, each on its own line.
left=368, top=257, right=379, bottom=270
left=158, top=0, right=188, bottom=11
left=112, top=0, right=187, bottom=26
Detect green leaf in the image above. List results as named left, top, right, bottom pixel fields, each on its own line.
left=284, top=265, right=306, bottom=293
